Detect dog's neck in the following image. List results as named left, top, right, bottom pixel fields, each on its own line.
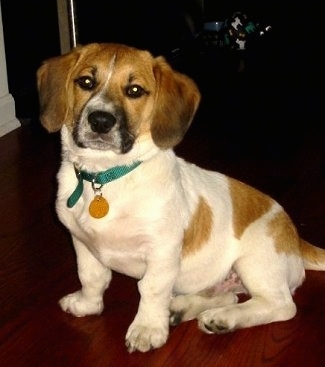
left=67, top=160, right=142, bottom=208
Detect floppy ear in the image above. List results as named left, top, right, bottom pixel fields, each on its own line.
left=36, top=49, right=81, bottom=132
left=151, top=56, right=201, bottom=149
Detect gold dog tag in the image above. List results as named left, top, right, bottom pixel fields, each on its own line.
left=89, top=195, right=109, bottom=218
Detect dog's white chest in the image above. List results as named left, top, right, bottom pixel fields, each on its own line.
left=57, top=165, right=179, bottom=280
left=65, top=208, right=150, bottom=278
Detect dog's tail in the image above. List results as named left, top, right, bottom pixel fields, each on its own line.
left=301, top=239, right=325, bottom=271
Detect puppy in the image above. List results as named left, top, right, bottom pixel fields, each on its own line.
left=37, top=43, right=325, bottom=353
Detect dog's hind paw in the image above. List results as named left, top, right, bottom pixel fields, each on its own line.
left=198, top=308, right=236, bottom=334
left=169, top=310, right=185, bottom=326
left=59, top=290, right=104, bottom=317
left=169, top=292, right=238, bottom=325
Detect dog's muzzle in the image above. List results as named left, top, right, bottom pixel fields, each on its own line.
left=74, top=107, right=134, bottom=153
left=88, top=110, right=116, bottom=133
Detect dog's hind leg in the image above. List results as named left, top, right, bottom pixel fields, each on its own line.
left=169, top=292, right=238, bottom=326
left=197, top=254, right=298, bottom=334
left=59, top=237, right=112, bottom=317
left=170, top=270, right=244, bottom=325
left=198, top=292, right=297, bottom=334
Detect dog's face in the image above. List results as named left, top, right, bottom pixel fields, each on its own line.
left=37, top=43, right=200, bottom=153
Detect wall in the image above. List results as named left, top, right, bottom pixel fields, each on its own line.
left=0, top=2, right=20, bottom=136
left=1, top=0, right=60, bottom=123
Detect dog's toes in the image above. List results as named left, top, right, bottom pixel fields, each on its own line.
left=199, top=319, right=233, bottom=334
left=125, top=323, right=168, bottom=353
left=169, top=294, right=196, bottom=324
left=198, top=309, right=235, bottom=334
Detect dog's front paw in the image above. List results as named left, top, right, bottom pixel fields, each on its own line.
left=125, top=321, right=169, bottom=353
left=59, top=291, right=104, bottom=317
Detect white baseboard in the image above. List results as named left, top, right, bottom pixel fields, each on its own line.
left=0, top=93, right=21, bottom=137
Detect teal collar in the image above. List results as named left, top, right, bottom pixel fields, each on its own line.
left=67, top=161, right=142, bottom=208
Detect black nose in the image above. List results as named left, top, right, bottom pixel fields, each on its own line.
left=88, top=111, right=116, bottom=133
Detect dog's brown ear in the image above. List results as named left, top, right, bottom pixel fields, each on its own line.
left=36, top=50, right=80, bottom=132
left=151, top=56, right=201, bottom=149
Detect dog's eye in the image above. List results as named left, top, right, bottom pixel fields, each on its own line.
left=126, top=85, right=146, bottom=98
left=75, top=76, right=96, bottom=90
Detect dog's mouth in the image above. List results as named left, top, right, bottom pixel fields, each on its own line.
left=73, top=109, right=135, bottom=153
left=85, top=132, right=134, bottom=153
left=74, top=126, right=135, bottom=153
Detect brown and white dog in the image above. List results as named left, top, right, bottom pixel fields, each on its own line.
left=37, top=43, right=325, bottom=353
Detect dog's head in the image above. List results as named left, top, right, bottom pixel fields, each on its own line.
left=37, top=43, right=200, bottom=153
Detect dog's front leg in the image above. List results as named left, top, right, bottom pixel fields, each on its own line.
left=59, top=237, right=112, bottom=317
left=125, top=254, right=179, bottom=353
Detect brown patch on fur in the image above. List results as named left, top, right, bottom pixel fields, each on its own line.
left=151, top=57, right=200, bottom=149
left=37, top=49, right=81, bottom=132
left=229, top=178, right=273, bottom=239
left=267, top=211, right=300, bottom=255
left=182, top=197, right=213, bottom=257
